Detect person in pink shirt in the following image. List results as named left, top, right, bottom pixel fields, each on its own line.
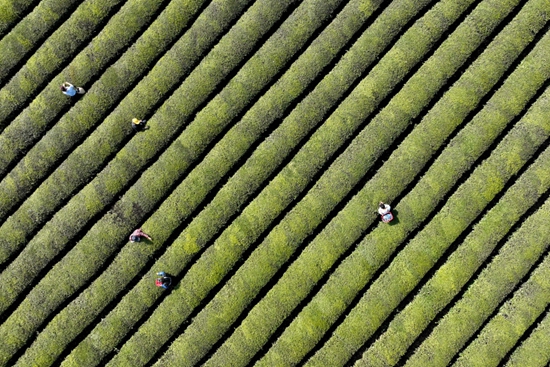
left=129, top=228, right=152, bottom=242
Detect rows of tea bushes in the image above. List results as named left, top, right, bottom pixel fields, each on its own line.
left=0, top=0, right=80, bottom=84
left=405, top=193, right=550, bottom=367
left=149, top=0, right=509, bottom=364
left=254, top=2, right=550, bottom=365
left=354, top=110, right=545, bottom=365
left=0, top=0, right=129, bottom=131
left=1, top=0, right=547, bottom=366
left=0, top=0, right=345, bottom=363
left=0, top=0, right=308, bottom=317
left=270, top=5, right=546, bottom=367
left=33, top=0, right=365, bottom=363
left=0, top=0, right=42, bottom=39
left=505, top=311, right=550, bottom=367
left=203, top=0, right=531, bottom=363
left=0, top=0, right=248, bottom=266
left=453, top=251, right=550, bottom=366
left=0, top=0, right=221, bottom=291
left=358, top=136, right=550, bottom=366
left=108, top=0, right=452, bottom=362
left=0, top=0, right=204, bottom=213
left=0, top=0, right=295, bottom=311
left=0, top=0, right=176, bottom=191
left=65, top=0, right=435, bottom=365
left=13, top=0, right=350, bottom=362
left=233, top=7, right=548, bottom=365
left=305, top=38, right=550, bottom=367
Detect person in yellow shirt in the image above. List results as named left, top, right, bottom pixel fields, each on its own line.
left=132, top=117, right=148, bottom=132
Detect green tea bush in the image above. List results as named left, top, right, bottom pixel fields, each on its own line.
left=0, top=0, right=298, bottom=314
left=505, top=311, right=550, bottom=367
left=360, top=139, right=550, bottom=367
left=454, top=252, right=550, bottom=367
left=43, top=0, right=370, bottom=363
left=219, top=0, right=549, bottom=365
left=307, top=29, right=550, bottom=367
left=0, top=0, right=40, bottom=37
left=64, top=0, right=432, bottom=364
left=0, top=0, right=128, bottom=129
left=406, top=186, right=550, bottom=367
left=266, top=2, right=550, bottom=365
left=0, top=0, right=316, bottom=363
left=150, top=0, right=503, bottom=365
left=0, top=0, right=80, bottom=84
left=0, top=0, right=217, bottom=260
left=0, top=0, right=207, bottom=208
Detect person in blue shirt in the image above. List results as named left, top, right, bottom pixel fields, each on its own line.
left=60, top=82, right=85, bottom=97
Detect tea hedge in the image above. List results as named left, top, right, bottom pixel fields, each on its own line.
left=405, top=193, right=550, bottom=367
left=252, top=1, right=550, bottom=365
left=346, top=97, right=550, bottom=367
left=0, top=0, right=247, bottom=266
left=505, top=311, right=550, bottom=367
left=40, top=2, right=396, bottom=366
left=0, top=0, right=218, bottom=284
left=0, top=0, right=336, bottom=362
left=66, top=0, right=433, bottom=364
left=13, top=0, right=351, bottom=363
left=106, top=0, right=462, bottom=362
left=216, top=0, right=548, bottom=365
left=0, top=0, right=41, bottom=38
left=0, top=0, right=312, bottom=316
left=453, top=252, right=550, bottom=367
left=359, top=138, right=550, bottom=366
left=0, top=0, right=203, bottom=210
left=0, top=0, right=79, bottom=84
left=268, top=2, right=544, bottom=363
left=0, top=0, right=128, bottom=131
left=1, top=1, right=546, bottom=366
left=150, top=0, right=507, bottom=365
left=305, top=37, right=550, bottom=367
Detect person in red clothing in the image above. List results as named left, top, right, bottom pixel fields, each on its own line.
left=155, top=271, right=172, bottom=289
left=129, top=228, right=152, bottom=242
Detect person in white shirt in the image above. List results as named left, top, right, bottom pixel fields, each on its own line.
left=378, top=202, right=391, bottom=215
